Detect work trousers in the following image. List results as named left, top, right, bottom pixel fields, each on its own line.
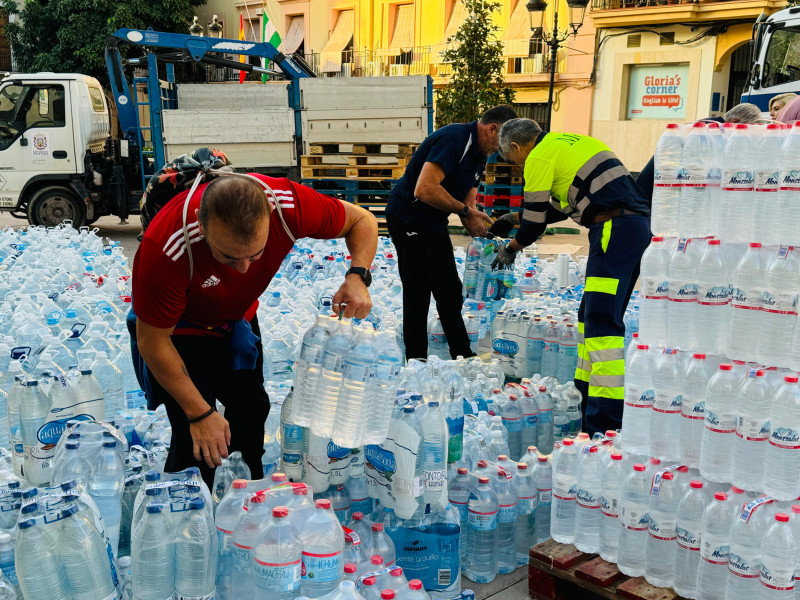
left=575, top=214, right=650, bottom=436
left=146, top=316, right=270, bottom=488
left=387, top=215, right=475, bottom=361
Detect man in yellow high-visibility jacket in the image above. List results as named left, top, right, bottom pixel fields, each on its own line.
left=490, top=118, right=650, bottom=435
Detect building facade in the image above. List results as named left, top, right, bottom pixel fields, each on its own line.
left=193, top=0, right=597, bottom=133
left=588, top=0, right=785, bottom=172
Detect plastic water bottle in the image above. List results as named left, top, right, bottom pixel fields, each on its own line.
left=58, top=504, right=117, bottom=599
left=534, top=386, right=554, bottom=455
left=519, top=391, right=539, bottom=455
left=514, top=462, right=538, bottom=565
left=695, top=239, right=731, bottom=356
left=700, top=364, right=738, bottom=483
left=313, top=318, right=352, bottom=438
left=290, top=304, right=331, bottom=427
left=719, top=124, right=755, bottom=243
left=175, top=498, right=217, bottom=598
left=599, top=452, right=624, bottom=563
left=644, top=471, right=680, bottom=588
left=753, top=123, right=784, bottom=243
left=729, top=243, right=766, bottom=360
left=300, top=499, right=345, bottom=597
left=464, top=476, right=498, bottom=584
left=550, top=438, right=578, bottom=543
left=0, top=533, right=17, bottom=593
left=541, top=321, right=560, bottom=378
left=233, top=493, right=271, bottom=597
left=449, top=466, right=472, bottom=562
left=574, top=445, right=603, bottom=553
left=366, top=330, right=403, bottom=446
left=763, top=375, right=800, bottom=500
left=493, top=468, right=518, bottom=574
left=463, top=240, right=481, bottom=298
left=672, top=480, right=706, bottom=598
left=652, top=124, right=683, bottom=237
left=650, top=348, right=682, bottom=461
left=775, top=122, right=800, bottom=246
left=726, top=497, right=774, bottom=600
left=527, top=318, right=545, bottom=376
left=639, top=236, right=670, bottom=347
left=215, top=479, right=248, bottom=596
left=332, top=325, right=376, bottom=448
left=94, top=350, right=123, bottom=420
left=617, top=463, right=651, bottom=577
left=19, top=379, right=50, bottom=486
left=16, top=518, right=70, bottom=600
left=89, top=438, right=124, bottom=556
left=428, top=316, right=448, bottom=360
left=622, top=344, right=654, bottom=456
left=758, top=512, right=798, bottom=598
left=533, top=455, right=551, bottom=544
left=253, top=506, right=303, bottom=600
left=556, top=324, right=578, bottom=384
left=421, top=401, right=448, bottom=505
left=666, top=238, right=699, bottom=351
left=680, top=122, right=712, bottom=237
left=696, top=492, right=733, bottom=600
left=732, top=369, right=771, bottom=492
left=499, top=395, right=523, bottom=461
left=760, top=246, right=800, bottom=367
left=132, top=504, right=174, bottom=600
left=681, top=353, right=709, bottom=469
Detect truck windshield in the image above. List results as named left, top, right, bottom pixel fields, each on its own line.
left=762, top=26, right=800, bottom=89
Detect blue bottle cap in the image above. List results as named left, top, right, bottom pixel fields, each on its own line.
left=66, top=442, right=79, bottom=450
left=60, top=481, right=76, bottom=492
left=427, top=401, right=439, bottom=408
left=60, top=505, right=79, bottom=519
left=402, top=406, right=415, bottom=414
left=25, top=380, right=38, bottom=387
left=80, top=370, right=92, bottom=376
left=145, top=470, right=161, bottom=481
left=20, top=488, right=37, bottom=499
left=102, top=440, right=116, bottom=448
left=146, top=504, right=164, bottom=514
left=20, top=502, right=38, bottom=514
left=145, top=488, right=161, bottom=497
left=190, top=497, right=206, bottom=510
left=18, top=519, right=35, bottom=530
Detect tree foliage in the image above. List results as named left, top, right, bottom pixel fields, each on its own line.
left=4, top=0, right=205, bottom=83
left=434, top=0, right=515, bottom=129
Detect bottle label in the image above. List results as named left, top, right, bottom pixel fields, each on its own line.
left=559, top=344, right=578, bottom=358
left=374, top=362, right=400, bottom=382
left=450, top=499, right=468, bottom=522
left=391, top=522, right=460, bottom=592
left=729, top=552, right=759, bottom=579
left=492, top=338, right=519, bottom=356
left=538, top=409, right=552, bottom=424
left=643, top=278, right=669, bottom=301
left=696, top=284, right=731, bottom=307
left=736, top=416, right=770, bottom=442
left=701, top=538, right=730, bottom=564
left=538, top=488, right=552, bottom=505
left=653, top=390, right=682, bottom=414
left=668, top=281, right=698, bottom=303
left=681, top=398, right=705, bottom=420
left=544, top=341, right=560, bottom=353
left=424, top=469, right=446, bottom=491
left=125, top=389, right=146, bottom=409
left=755, top=169, right=780, bottom=192
left=654, top=167, right=681, bottom=186
left=722, top=169, right=755, bottom=191
left=518, top=495, right=538, bottom=513
left=679, top=167, right=708, bottom=187
left=731, top=287, right=763, bottom=311
left=301, top=550, right=341, bottom=582
left=705, top=409, right=736, bottom=434
left=282, top=451, right=302, bottom=466
left=503, top=417, right=523, bottom=433
left=525, top=413, right=539, bottom=428
left=553, top=480, right=577, bottom=501
left=498, top=503, right=517, bottom=523
left=468, top=508, right=498, bottom=531
left=619, top=504, right=649, bottom=531
left=761, top=563, right=796, bottom=590
left=676, top=524, right=701, bottom=551
left=176, top=592, right=215, bottom=600
left=780, top=170, right=800, bottom=192
left=576, top=489, right=600, bottom=510
left=740, top=496, right=775, bottom=523
left=300, top=343, right=323, bottom=364
left=600, top=495, right=618, bottom=518
left=321, top=350, right=343, bottom=372
left=342, top=360, right=372, bottom=383
left=769, top=428, right=800, bottom=449
left=762, top=292, right=799, bottom=316
left=648, top=515, right=677, bottom=541
left=284, top=423, right=304, bottom=443
left=624, top=384, right=654, bottom=408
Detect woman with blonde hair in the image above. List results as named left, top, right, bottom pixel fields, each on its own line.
left=770, top=92, right=797, bottom=120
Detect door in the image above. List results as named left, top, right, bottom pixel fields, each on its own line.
left=0, top=80, right=78, bottom=209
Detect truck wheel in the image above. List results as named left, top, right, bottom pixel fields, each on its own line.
left=27, top=186, right=86, bottom=228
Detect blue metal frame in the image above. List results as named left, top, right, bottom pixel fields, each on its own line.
left=425, top=75, right=434, bottom=133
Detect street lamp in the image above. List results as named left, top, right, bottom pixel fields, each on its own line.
left=189, top=16, right=204, bottom=36
left=208, top=15, right=224, bottom=39
left=527, top=0, right=590, bottom=131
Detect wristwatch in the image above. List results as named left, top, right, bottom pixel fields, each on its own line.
left=346, top=266, right=372, bottom=288
left=458, top=204, right=470, bottom=219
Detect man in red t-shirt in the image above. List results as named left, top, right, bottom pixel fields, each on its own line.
left=132, top=173, right=377, bottom=484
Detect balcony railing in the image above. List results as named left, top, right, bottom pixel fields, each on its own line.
left=300, top=47, right=435, bottom=78
left=592, top=0, right=720, bottom=8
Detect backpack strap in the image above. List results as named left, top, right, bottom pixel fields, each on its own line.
left=180, top=171, right=297, bottom=281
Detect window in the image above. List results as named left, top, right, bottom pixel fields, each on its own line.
left=0, top=83, right=65, bottom=150
left=88, top=86, right=106, bottom=113
left=762, top=27, right=800, bottom=89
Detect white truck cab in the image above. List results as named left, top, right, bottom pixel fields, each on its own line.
left=0, top=72, right=112, bottom=226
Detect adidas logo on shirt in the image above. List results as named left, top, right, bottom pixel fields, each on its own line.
left=202, top=275, right=221, bottom=288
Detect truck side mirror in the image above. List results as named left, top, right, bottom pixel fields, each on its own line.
left=19, top=136, right=28, bottom=147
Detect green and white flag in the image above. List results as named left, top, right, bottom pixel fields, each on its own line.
left=262, top=7, right=282, bottom=82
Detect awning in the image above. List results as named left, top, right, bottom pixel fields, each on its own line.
left=502, top=0, right=534, bottom=57
left=320, top=9, right=354, bottom=73
left=280, top=15, right=304, bottom=54
left=432, top=0, right=467, bottom=63
left=389, top=4, right=415, bottom=50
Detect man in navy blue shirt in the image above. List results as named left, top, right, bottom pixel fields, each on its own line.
left=386, top=105, right=517, bottom=360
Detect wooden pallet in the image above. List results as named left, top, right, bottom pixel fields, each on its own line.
left=301, top=155, right=411, bottom=168
left=528, top=539, right=687, bottom=600
left=485, top=162, right=523, bottom=176
left=484, top=173, right=524, bottom=185
left=301, top=165, right=406, bottom=180
left=309, top=142, right=418, bottom=156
